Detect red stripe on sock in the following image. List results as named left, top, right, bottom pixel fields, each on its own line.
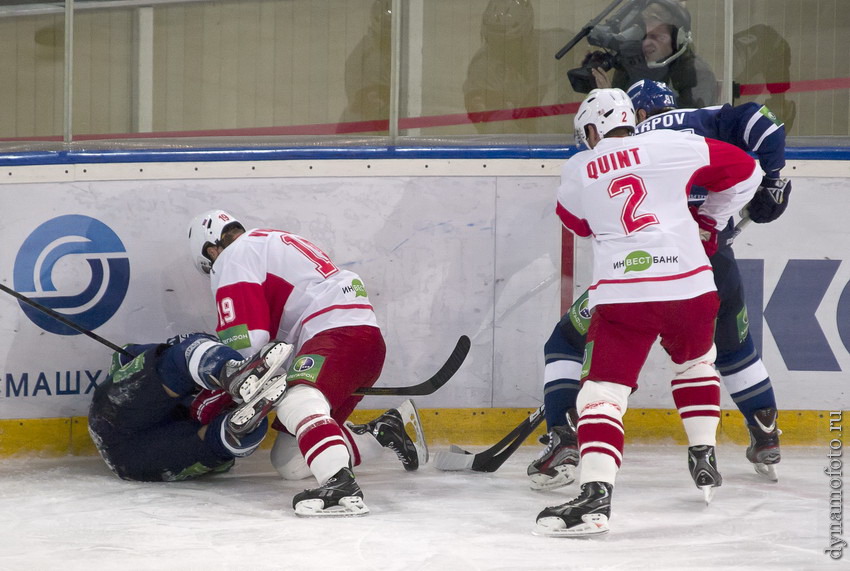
left=581, top=445, right=623, bottom=468
left=340, top=423, right=362, bottom=466
left=296, top=415, right=347, bottom=466
left=304, top=437, right=347, bottom=466
left=672, top=376, right=720, bottom=419
left=577, top=414, right=624, bottom=466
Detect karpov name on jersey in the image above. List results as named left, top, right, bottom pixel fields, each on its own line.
left=635, top=112, right=689, bottom=134
left=586, top=147, right=642, bottom=180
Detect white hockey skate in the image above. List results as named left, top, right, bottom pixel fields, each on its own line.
left=218, top=342, right=293, bottom=436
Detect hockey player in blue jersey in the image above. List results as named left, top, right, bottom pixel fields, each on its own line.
left=88, top=333, right=291, bottom=481
left=528, top=79, right=790, bottom=490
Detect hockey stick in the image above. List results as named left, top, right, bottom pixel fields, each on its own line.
left=353, top=335, right=471, bottom=396
left=0, top=282, right=133, bottom=357
left=2, top=281, right=469, bottom=397
left=434, top=405, right=546, bottom=472
left=727, top=210, right=751, bottom=245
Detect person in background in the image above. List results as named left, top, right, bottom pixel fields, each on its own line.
left=337, top=0, right=391, bottom=132
left=588, top=0, right=717, bottom=107
left=529, top=79, right=789, bottom=493
left=463, top=0, right=572, bottom=134
left=188, top=210, right=427, bottom=517
left=534, top=88, right=759, bottom=537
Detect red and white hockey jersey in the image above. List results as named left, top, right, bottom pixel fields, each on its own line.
left=557, top=129, right=759, bottom=309
left=209, top=228, right=379, bottom=357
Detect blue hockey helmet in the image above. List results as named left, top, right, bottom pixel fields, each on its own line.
left=626, top=80, right=678, bottom=113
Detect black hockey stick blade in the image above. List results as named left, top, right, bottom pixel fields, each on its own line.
left=0, top=282, right=133, bottom=358
left=434, top=405, right=546, bottom=473
left=353, top=334, right=471, bottom=396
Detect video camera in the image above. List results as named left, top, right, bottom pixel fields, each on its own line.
left=556, top=0, right=690, bottom=93
left=567, top=22, right=646, bottom=93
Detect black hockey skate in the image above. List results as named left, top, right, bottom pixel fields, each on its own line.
left=292, top=467, right=369, bottom=517
left=348, top=399, right=428, bottom=471
left=217, top=341, right=293, bottom=436
left=688, top=445, right=722, bottom=504
left=528, top=408, right=579, bottom=491
left=745, top=407, right=781, bottom=482
left=534, top=481, right=612, bottom=537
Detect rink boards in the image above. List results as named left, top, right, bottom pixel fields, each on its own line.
left=0, top=150, right=847, bottom=454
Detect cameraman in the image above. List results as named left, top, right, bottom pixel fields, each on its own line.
left=584, top=0, right=716, bottom=108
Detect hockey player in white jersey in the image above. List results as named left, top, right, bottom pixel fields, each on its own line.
left=534, top=88, right=760, bottom=537
left=188, top=211, right=428, bottom=517
left=530, top=80, right=787, bottom=492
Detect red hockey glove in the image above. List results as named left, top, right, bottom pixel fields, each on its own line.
left=190, top=389, right=235, bottom=425
left=689, top=206, right=719, bottom=258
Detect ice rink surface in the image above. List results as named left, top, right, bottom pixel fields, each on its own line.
left=0, top=443, right=836, bottom=570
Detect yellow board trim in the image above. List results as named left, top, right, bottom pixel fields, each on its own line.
left=0, top=408, right=843, bottom=457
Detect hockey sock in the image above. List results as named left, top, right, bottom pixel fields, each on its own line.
left=340, top=422, right=383, bottom=467
left=543, top=364, right=580, bottom=430
left=277, top=385, right=352, bottom=485
left=729, top=379, right=777, bottom=426
left=672, top=348, right=721, bottom=446
left=716, top=334, right=777, bottom=425
left=542, top=323, right=584, bottom=430
left=576, top=381, right=630, bottom=485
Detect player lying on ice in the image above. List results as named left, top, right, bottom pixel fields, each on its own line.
left=89, top=331, right=426, bottom=517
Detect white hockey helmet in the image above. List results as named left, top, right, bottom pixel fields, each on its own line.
left=187, top=209, right=244, bottom=274
left=573, top=88, right=636, bottom=148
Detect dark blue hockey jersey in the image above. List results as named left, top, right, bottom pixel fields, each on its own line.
left=634, top=103, right=786, bottom=178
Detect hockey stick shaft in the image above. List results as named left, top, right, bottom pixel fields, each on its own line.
left=353, top=335, right=471, bottom=396
left=434, top=405, right=546, bottom=472
left=470, top=405, right=545, bottom=472
left=0, top=282, right=133, bottom=357
left=3, top=281, right=469, bottom=397
left=727, top=210, right=751, bottom=245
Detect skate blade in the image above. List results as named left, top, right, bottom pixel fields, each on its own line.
left=238, top=343, right=293, bottom=401
left=263, top=343, right=294, bottom=372
left=294, top=496, right=370, bottom=518
left=529, top=464, right=577, bottom=491
left=753, top=462, right=779, bottom=482
left=228, top=375, right=288, bottom=436
left=701, top=485, right=717, bottom=505
left=533, top=514, right=609, bottom=538
left=396, top=399, right=429, bottom=466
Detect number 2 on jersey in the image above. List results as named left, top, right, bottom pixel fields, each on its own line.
left=608, top=174, right=659, bottom=234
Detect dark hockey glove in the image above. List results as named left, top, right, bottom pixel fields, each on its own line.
left=747, top=177, right=791, bottom=223
left=689, top=206, right=719, bottom=258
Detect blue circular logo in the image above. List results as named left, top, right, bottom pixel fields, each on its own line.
left=13, top=215, right=130, bottom=336
left=293, top=356, right=315, bottom=372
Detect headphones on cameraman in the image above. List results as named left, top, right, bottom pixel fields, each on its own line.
left=640, top=0, right=693, bottom=68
